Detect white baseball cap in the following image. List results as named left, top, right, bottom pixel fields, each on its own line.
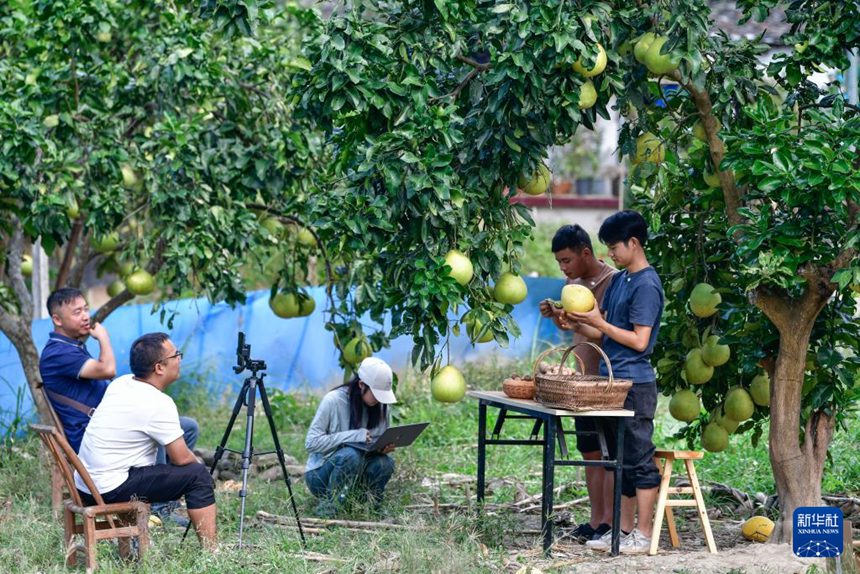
left=357, top=357, right=397, bottom=404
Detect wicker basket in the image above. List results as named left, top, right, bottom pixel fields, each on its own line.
left=502, top=376, right=536, bottom=400
left=533, top=343, right=632, bottom=411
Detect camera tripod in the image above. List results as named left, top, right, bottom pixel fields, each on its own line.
left=183, top=332, right=305, bottom=547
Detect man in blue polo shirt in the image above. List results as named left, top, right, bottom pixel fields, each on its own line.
left=39, top=287, right=199, bottom=526
left=39, top=288, right=115, bottom=452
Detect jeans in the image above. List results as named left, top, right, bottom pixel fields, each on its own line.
left=305, top=446, right=394, bottom=511
left=152, top=416, right=199, bottom=515
left=156, top=416, right=199, bottom=465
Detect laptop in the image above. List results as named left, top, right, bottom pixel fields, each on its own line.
left=346, top=422, right=430, bottom=452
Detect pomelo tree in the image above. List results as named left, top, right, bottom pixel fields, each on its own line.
left=288, top=0, right=859, bottom=543
left=626, top=1, right=860, bottom=544
left=2, top=0, right=858, bottom=546
left=0, top=1, right=322, bottom=417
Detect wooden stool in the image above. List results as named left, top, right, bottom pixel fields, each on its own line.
left=649, top=450, right=717, bottom=555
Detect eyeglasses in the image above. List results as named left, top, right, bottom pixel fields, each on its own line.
left=158, top=351, right=183, bottom=364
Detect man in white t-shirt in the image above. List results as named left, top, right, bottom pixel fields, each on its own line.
left=76, top=333, right=216, bottom=549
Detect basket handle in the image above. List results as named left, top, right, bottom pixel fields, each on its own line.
left=532, top=345, right=584, bottom=381
left=561, top=342, right=616, bottom=392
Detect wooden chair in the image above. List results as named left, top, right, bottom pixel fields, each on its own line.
left=649, top=449, right=717, bottom=555
left=39, top=386, right=68, bottom=513
left=30, top=424, right=149, bottom=572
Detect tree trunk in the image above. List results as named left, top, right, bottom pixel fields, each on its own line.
left=0, top=316, right=50, bottom=423
left=757, top=287, right=834, bottom=543
left=0, top=221, right=51, bottom=423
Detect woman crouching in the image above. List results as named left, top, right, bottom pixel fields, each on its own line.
left=304, top=357, right=397, bottom=517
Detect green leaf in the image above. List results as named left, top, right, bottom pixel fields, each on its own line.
left=504, top=135, right=522, bottom=153
left=757, top=176, right=782, bottom=192
left=433, top=0, right=449, bottom=20
left=288, top=57, right=313, bottom=71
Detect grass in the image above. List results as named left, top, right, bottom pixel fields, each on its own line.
left=1, top=359, right=857, bottom=572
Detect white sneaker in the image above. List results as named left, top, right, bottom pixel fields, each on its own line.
left=585, top=529, right=628, bottom=552
left=619, top=528, right=651, bottom=554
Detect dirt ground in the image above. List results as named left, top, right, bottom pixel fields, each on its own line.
left=501, top=514, right=841, bottom=574
left=510, top=541, right=822, bottom=574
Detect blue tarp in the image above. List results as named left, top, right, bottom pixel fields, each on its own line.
left=0, top=277, right=567, bottom=426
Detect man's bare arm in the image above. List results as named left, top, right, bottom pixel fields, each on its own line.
left=164, top=437, right=198, bottom=466
left=79, top=323, right=116, bottom=379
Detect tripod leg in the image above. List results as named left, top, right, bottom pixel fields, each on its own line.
left=237, top=377, right=259, bottom=547
left=181, top=379, right=251, bottom=543
left=257, top=380, right=306, bottom=547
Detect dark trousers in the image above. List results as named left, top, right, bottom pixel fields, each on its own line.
left=79, top=462, right=215, bottom=510
left=606, top=382, right=661, bottom=497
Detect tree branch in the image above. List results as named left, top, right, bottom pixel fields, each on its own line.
left=239, top=81, right=268, bottom=98
left=752, top=289, right=792, bottom=333
left=120, top=199, right=151, bottom=229
left=799, top=100, right=860, bottom=115
left=429, top=54, right=492, bottom=103
left=802, top=410, right=835, bottom=476
left=668, top=70, right=743, bottom=229
left=757, top=270, right=832, bottom=338
left=90, top=238, right=166, bottom=325
left=54, top=219, right=84, bottom=290
left=67, top=234, right=96, bottom=288
left=820, top=200, right=858, bottom=285
left=822, top=246, right=858, bottom=289
left=92, top=290, right=135, bottom=323
left=122, top=102, right=158, bottom=140
left=430, top=68, right=482, bottom=103
left=71, top=57, right=80, bottom=110
left=0, top=307, right=21, bottom=340
left=455, top=54, right=490, bottom=71
left=750, top=268, right=833, bottom=338
left=7, top=220, right=33, bottom=322
left=830, top=248, right=858, bottom=274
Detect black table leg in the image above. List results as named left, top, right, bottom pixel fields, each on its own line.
left=597, top=418, right=610, bottom=460
left=541, top=415, right=556, bottom=554
left=555, top=416, right=569, bottom=459
left=491, top=408, right=507, bottom=439
left=477, top=401, right=487, bottom=506
left=610, top=417, right=626, bottom=556
left=530, top=418, right=542, bottom=439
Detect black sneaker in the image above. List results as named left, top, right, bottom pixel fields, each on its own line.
left=571, top=522, right=596, bottom=544
left=592, top=523, right=611, bottom=539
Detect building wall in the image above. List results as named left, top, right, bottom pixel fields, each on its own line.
left=511, top=196, right=621, bottom=235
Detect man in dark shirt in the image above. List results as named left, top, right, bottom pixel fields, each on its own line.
left=568, top=210, right=665, bottom=555
left=39, top=288, right=115, bottom=452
